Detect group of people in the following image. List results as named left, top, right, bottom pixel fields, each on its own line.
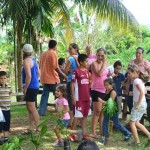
left=0, top=39, right=150, bottom=149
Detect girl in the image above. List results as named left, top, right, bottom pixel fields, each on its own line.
left=54, top=85, right=82, bottom=146
left=98, top=78, right=131, bottom=145
left=65, top=43, right=79, bottom=127
left=54, top=85, right=70, bottom=147
left=128, top=64, right=150, bottom=146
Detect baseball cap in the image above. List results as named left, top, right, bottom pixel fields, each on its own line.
left=22, top=44, right=33, bottom=53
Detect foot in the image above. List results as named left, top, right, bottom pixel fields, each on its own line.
left=124, top=133, right=132, bottom=141
left=0, top=139, right=4, bottom=145
left=21, top=129, right=32, bottom=135
left=67, top=134, right=78, bottom=142
left=82, top=134, right=92, bottom=140
left=98, top=136, right=109, bottom=146
left=53, top=140, right=64, bottom=147
left=128, top=141, right=141, bottom=146
left=3, top=137, right=8, bottom=143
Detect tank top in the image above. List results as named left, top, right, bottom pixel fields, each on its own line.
left=91, top=62, right=108, bottom=93
left=105, top=89, right=118, bottom=112
left=22, top=57, right=39, bottom=89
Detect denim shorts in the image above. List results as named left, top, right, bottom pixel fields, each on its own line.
left=130, top=104, right=147, bottom=121
left=57, top=119, right=70, bottom=128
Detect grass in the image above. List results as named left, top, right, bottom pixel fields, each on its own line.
left=1, top=95, right=150, bottom=150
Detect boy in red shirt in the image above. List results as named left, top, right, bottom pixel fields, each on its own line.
left=70, top=54, right=91, bottom=141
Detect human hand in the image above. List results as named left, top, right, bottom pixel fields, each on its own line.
left=129, top=91, right=133, bottom=96
left=23, top=87, right=27, bottom=95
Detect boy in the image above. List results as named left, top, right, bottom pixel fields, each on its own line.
left=0, top=71, right=12, bottom=145
left=69, top=54, right=91, bottom=141
left=112, top=61, right=125, bottom=115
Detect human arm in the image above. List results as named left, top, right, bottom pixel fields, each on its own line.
left=70, top=81, right=76, bottom=106
left=64, top=60, right=71, bottom=74
left=135, top=84, right=144, bottom=109
left=55, top=68, right=67, bottom=79
left=91, top=56, right=107, bottom=77
left=23, top=58, right=32, bottom=95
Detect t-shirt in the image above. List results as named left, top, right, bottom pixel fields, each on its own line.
left=72, top=68, right=90, bottom=102
left=113, top=73, right=125, bottom=96
left=133, top=78, right=146, bottom=105
left=0, top=85, right=11, bottom=111
left=40, top=50, right=60, bottom=84
left=54, top=98, right=70, bottom=120
left=91, top=63, right=108, bottom=93
left=67, top=56, right=78, bottom=82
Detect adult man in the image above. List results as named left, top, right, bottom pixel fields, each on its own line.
left=38, top=40, right=66, bottom=116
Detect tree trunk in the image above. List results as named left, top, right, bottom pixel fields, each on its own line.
left=16, top=17, right=24, bottom=101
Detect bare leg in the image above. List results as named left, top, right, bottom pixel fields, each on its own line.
left=135, top=121, right=150, bottom=138
left=91, top=101, right=102, bottom=135
left=81, top=117, right=87, bottom=135
left=130, top=120, right=140, bottom=143
left=54, top=126, right=63, bottom=141
left=27, top=102, right=40, bottom=130
left=71, top=117, right=79, bottom=130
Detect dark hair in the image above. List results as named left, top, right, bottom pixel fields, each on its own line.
left=113, top=60, right=122, bottom=68
left=56, top=85, right=67, bottom=98
left=136, top=47, right=144, bottom=53
left=78, top=54, right=88, bottom=64
left=0, top=71, right=7, bottom=77
left=96, top=48, right=106, bottom=54
left=48, top=40, right=57, bottom=49
left=23, top=52, right=32, bottom=59
left=58, top=58, right=65, bottom=66
left=77, top=140, right=100, bottom=150
left=104, top=78, right=116, bottom=90
left=69, top=43, right=80, bottom=54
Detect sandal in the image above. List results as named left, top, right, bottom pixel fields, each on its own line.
left=90, top=134, right=99, bottom=139
left=21, top=129, right=32, bottom=135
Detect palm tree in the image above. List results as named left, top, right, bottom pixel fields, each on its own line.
left=0, top=0, right=138, bottom=94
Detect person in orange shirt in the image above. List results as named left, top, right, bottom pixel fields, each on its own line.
left=38, top=40, right=66, bottom=116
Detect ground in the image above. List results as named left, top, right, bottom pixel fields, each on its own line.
left=1, top=96, right=150, bottom=150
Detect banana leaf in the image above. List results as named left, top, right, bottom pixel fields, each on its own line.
left=103, top=97, right=118, bottom=117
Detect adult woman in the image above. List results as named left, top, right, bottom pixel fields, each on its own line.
left=130, top=47, right=150, bottom=74
left=22, top=44, right=40, bottom=134
left=85, top=45, right=96, bottom=70
left=65, top=43, right=79, bottom=127
left=128, top=47, right=150, bottom=110
left=90, top=48, right=108, bottom=137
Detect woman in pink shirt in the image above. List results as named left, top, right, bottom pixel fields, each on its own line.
left=130, top=47, right=150, bottom=74
left=90, top=48, right=108, bottom=137
left=85, top=45, right=96, bottom=70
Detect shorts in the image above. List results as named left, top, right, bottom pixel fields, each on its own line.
left=57, top=119, right=70, bottom=128
left=130, top=104, right=147, bottom=121
left=0, top=110, right=11, bottom=132
left=91, top=90, right=106, bottom=102
left=74, top=101, right=91, bottom=118
left=24, top=88, right=39, bottom=102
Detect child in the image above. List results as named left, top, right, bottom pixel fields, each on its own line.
left=0, top=71, right=12, bottom=145
left=70, top=54, right=91, bottom=140
left=127, top=64, right=150, bottom=146
left=54, top=85, right=82, bottom=147
left=58, top=58, right=66, bottom=84
left=112, top=61, right=125, bottom=115
left=98, top=78, right=131, bottom=145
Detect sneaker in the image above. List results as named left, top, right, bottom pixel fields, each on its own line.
left=53, top=140, right=64, bottom=147
left=98, top=136, right=109, bottom=146
left=98, top=136, right=105, bottom=145
left=0, top=139, right=4, bottom=145
left=67, top=134, right=78, bottom=142
left=124, top=133, right=132, bottom=141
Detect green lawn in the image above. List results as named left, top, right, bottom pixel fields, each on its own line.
left=1, top=99, right=150, bottom=150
